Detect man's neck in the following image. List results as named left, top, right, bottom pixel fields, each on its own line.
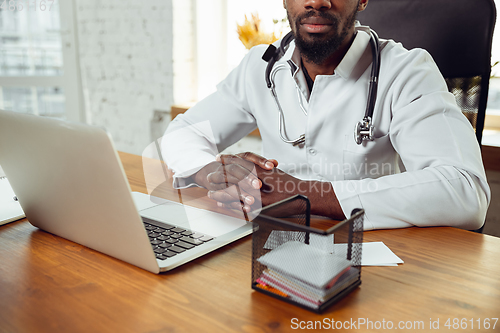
left=301, top=31, right=356, bottom=81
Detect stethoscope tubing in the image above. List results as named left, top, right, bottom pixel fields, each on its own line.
left=263, top=29, right=380, bottom=146
left=270, top=63, right=309, bottom=145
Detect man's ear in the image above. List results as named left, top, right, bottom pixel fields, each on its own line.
left=358, top=0, right=369, bottom=12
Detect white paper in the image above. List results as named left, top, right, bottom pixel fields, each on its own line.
left=331, top=241, right=403, bottom=266
left=361, top=242, right=404, bottom=266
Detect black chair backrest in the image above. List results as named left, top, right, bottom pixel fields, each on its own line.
left=358, top=0, right=497, bottom=145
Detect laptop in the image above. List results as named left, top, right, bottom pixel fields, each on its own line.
left=0, top=110, right=253, bottom=273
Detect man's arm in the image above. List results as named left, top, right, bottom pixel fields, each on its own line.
left=161, top=47, right=266, bottom=188
left=328, top=48, right=490, bottom=230
left=200, top=48, right=490, bottom=230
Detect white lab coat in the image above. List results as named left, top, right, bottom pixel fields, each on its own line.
left=163, top=26, right=490, bottom=230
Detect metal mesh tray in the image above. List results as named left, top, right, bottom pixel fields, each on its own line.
left=251, top=195, right=364, bottom=313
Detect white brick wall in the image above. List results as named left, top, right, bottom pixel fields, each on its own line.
left=75, top=0, right=174, bottom=155
left=172, top=0, right=196, bottom=104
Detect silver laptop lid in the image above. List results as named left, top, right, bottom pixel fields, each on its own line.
left=0, top=110, right=159, bottom=273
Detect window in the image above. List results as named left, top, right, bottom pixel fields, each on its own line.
left=0, top=0, right=83, bottom=121
left=173, top=0, right=287, bottom=105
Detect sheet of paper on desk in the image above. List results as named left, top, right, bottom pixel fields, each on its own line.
left=0, top=173, right=26, bottom=226
left=361, top=242, right=404, bottom=266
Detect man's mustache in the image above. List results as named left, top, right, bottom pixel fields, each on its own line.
left=297, top=10, right=339, bottom=26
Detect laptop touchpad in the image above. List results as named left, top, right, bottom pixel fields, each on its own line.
left=139, top=201, right=247, bottom=237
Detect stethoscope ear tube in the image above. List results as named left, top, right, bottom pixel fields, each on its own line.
left=263, top=45, right=278, bottom=88
left=263, top=31, right=295, bottom=88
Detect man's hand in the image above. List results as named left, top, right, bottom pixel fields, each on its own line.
left=196, top=152, right=345, bottom=220
left=210, top=164, right=305, bottom=212
left=193, top=152, right=277, bottom=210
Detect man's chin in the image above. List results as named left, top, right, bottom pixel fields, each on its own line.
left=296, top=29, right=335, bottom=44
left=295, top=36, right=329, bottom=50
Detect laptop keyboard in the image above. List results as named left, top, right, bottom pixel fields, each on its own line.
left=142, top=217, right=214, bottom=261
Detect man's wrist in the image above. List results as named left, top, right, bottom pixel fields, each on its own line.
left=304, top=180, right=345, bottom=220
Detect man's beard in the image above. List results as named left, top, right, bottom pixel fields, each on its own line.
left=289, top=8, right=358, bottom=65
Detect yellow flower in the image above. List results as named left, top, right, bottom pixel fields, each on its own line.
left=237, top=13, right=282, bottom=50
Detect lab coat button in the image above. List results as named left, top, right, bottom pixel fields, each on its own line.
left=308, top=148, right=317, bottom=155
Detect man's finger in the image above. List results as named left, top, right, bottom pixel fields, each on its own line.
left=217, top=201, right=253, bottom=213
left=208, top=190, right=236, bottom=203
left=206, top=179, right=261, bottom=195
left=216, top=201, right=253, bottom=213
left=236, top=152, right=278, bottom=170
left=216, top=154, right=258, bottom=175
left=207, top=165, right=262, bottom=189
left=208, top=186, right=255, bottom=205
left=206, top=169, right=242, bottom=186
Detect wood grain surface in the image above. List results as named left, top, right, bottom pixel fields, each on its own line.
left=0, top=152, right=498, bottom=333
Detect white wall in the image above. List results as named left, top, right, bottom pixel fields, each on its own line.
left=72, top=0, right=284, bottom=155
left=172, top=0, right=197, bottom=105
left=75, top=0, right=174, bottom=154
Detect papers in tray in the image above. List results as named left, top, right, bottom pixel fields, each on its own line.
left=256, top=241, right=358, bottom=309
left=257, top=267, right=359, bottom=305
left=258, top=241, right=351, bottom=289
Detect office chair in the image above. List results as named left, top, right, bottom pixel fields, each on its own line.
left=358, top=0, right=496, bottom=233
left=358, top=0, right=496, bottom=145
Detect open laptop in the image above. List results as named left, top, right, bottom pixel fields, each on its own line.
left=0, top=110, right=253, bottom=273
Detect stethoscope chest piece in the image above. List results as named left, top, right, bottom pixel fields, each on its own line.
left=355, top=117, right=375, bottom=145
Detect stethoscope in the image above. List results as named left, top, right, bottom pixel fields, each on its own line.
left=262, top=29, right=381, bottom=146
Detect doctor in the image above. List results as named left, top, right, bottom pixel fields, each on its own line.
left=163, top=0, right=490, bottom=230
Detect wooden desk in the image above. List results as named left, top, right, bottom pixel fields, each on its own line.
left=0, top=152, right=499, bottom=333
